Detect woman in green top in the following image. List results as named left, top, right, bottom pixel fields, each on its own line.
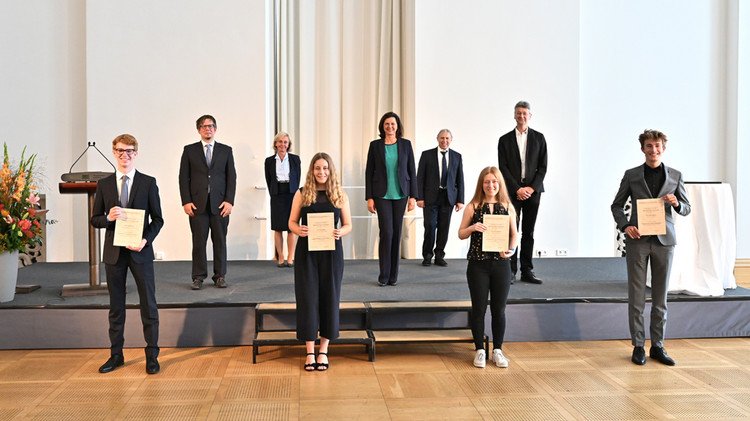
left=365, top=112, right=417, bottom=286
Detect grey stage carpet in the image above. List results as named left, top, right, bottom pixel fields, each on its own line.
left=5, top=257, right=748, bottom=308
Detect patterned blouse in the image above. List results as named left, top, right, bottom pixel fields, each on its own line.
left=467, top=202, right=509, bottom=261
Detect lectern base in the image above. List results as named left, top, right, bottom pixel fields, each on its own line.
left=61, top=283, right=109, bottom=297
left=16, top=285, right=41, bottom=294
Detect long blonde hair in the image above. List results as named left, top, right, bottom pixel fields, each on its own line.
left=301, top=152, right=345, bottom=208
left=469, top=166, right=512, bottom=210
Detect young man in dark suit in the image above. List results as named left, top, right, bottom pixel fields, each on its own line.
left=612, top=129, right=690, bottom=366
left=179, top=115, right=237, bottom=290
left=497, top=101, right=547, bottom=284
left=416, top=129, right=464, bottom=267
left=91, top=134, right=164, bottom=374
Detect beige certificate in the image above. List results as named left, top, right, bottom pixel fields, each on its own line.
left=636, top=198, right=666, bottom=235
left=113, top=208, right=145, bottom=247
left=307, top=212, right=335, bottom=251
left=482, top=214, right=510, bottom=252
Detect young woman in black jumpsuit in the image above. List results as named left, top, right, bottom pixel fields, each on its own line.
left=458, top=166, right=518, bottom=369
left=288, top=152, right=352, bottom=371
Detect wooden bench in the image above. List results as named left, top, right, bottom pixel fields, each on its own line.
left=366, top=301, right=488, bottom=360
left=253, top=302, right=372, bottom=363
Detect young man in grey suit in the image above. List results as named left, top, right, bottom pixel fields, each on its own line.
left=611, top=129, right=691, bottom=366
left=497, top=101, right=547, bottom=284
left=416, top=129, right=464, bottom=267
left=91, top=134, right=164, bottom=374
left=179, top=115, right=237, bottom=290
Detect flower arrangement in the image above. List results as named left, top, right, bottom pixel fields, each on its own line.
left=0, top=143, right=48, bottom=254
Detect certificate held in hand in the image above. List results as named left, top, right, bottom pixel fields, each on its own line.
left=113, top=208, right=145, bottom=248
left=307, top=212, right=335, bottom=251
left=636, top=198, right=666, bottom=236
left=482, top=214, right=510, bottom=252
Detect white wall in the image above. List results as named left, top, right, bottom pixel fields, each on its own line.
left=4, top=0, right=747, bottom=261
left=414, top=0, right=581, bottom=258
left=1, top=1, right=88, bottom=262
left=84, top=0, right=271, bottom=262
left=579, top=0, right=728, bottom=256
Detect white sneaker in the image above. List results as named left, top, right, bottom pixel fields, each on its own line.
left=492, top=349, right=509, bottom=368
left=473, top=349, right=486, bottom=368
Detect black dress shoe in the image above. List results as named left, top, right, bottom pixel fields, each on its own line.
left=387, top=281, right=398, bottom=286
left=377, top=281, right=387, bottom=287
left=215, top=277, right=227, bottom=288
left=99, top=354, right=125, bottom=373
left=146, top=356, right=160, bottom=374
left=631, top=346, right=646, bottom=365
left=434, top=259, right=448, bottom=267
left=421, top=259, right=431, bottom=266
left=521, top=271, right=543, bottom=284
left=649, top=346, right=676, bottom=366
left=191, top=279, right=203, bottom=290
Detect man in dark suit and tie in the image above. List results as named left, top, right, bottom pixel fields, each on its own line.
left=416, top=129, right=464, bottom=267
left=179, top=115, right=237, bottom=290
left=612, top=129, right=690, bottom=366
left=497, top=101, right=547, bottom=284
left=91, top=134, right=164, bottom=374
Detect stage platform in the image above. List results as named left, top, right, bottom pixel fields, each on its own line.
left=2, top=258, right=749, bottom=349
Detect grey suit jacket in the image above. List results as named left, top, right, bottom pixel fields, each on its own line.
left=611, top=164, right=691, bottom=246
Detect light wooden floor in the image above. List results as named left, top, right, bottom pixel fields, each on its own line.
left=2, top=338, right=750, bottom=420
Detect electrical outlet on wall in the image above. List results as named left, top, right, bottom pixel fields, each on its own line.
left=155, top=251, right=165, bottom=260
left=555, top=249, right=568, bottom=256
left=535, top=249, right=548, bottom=257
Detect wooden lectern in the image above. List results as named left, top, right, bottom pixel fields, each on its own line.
left=58, top=182, right=109, bottom=296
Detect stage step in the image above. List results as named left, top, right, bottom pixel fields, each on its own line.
left=253, top=330, right=373, bottom=363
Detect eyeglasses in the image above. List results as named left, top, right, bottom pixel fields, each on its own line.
left=199, top=124, right=216, bottom=130
left=114, top=148, right=136, bottom=156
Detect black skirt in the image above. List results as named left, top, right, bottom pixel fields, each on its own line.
left=270, top=182, right=293, bottom=231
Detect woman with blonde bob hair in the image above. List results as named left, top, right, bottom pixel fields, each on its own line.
left=289, top=152, right=352, bottom=371
left=458, top=166, right=518, bottom=369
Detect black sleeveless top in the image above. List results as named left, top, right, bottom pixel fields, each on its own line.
left=467, top=202, right=509, bottom=261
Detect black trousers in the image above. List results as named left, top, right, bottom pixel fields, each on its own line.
left=421, top=189, right=453, bottom=261
left=510, top=191, right=541, bottom=274
left=105, top=248, right=159, bottom=357
left=189, top=202, right=230, bottom=281
left=294, top=247, right=343, bottom=342
left=373, top=197, right=408, bottom=285
left=466, top=259, right=512, bottom=350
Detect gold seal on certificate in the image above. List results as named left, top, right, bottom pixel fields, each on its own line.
left=307, top=212, right=335, bottom=251
left=113, top=208, right=145, bottom=247
left=482, top=214, right=510, bottom=252
left=636, top=198, right=666, bottom=235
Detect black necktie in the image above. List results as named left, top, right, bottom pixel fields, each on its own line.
left=440, top=151, right=448, bottom=188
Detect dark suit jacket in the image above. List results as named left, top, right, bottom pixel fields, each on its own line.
left=178, top=141, right=237, bottom=215
left=416, top=147, right=464, bottom=206
left=264, top=153, right=301, bottom=195
left=611, top=164, right=691, bottom=246
left=365, top=138, right=417, bottom=200
left=91, top=171, right=164, bottom=265
left=497, top=128, right=548, bottom=194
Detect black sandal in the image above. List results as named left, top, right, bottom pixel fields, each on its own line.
left=316, top=352, right=329, bottom=371
left=304, top=353, right=316, bottom=371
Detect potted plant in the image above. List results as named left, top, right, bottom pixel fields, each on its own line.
left=0, top=143, right=48, bottom=302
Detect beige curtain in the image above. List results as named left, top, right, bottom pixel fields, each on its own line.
left=275, top=0, right=416, bottom=259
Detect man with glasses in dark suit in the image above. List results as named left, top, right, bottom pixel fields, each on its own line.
left=179, top=115, right=237, bottom=290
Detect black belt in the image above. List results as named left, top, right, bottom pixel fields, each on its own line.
left=277, top=181, right=290, bottom=184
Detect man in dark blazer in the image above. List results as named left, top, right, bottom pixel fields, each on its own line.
left=497, top=101, right=547, bottom=284
left=612, top=129, right=690, bottom=366
left=91, top=134, right=164, bottom=374
left=179, top=115, right=237, bottom=290
left=416, top=129, right=464, bottom=267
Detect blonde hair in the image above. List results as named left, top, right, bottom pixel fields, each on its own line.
left=300, top=152, right=345, bottom=208
left=272, top=131, right=292, bottom=152
left=112, top=134, right=138, bottom=151
left=469, top=166, right=512, bottom=210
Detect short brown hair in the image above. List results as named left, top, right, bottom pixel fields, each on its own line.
left=112, top=134, right=138, bottom=151
left=196, top=114, right=217, bottom=130
left=638, top=129, right=667, bottom=148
